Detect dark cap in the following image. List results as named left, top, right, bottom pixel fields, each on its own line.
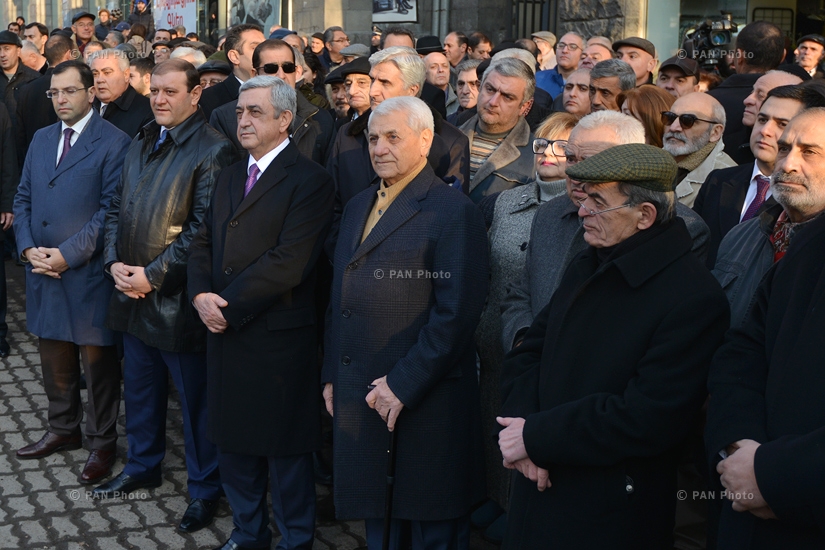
left=612, top=37, right=656, bottom=58
left=115, top=22, right=130, bottom=31
left=416, top=35, right=444, bottom=55
left=659, top=56, right=699, bottom=79
left=152, top=41, right=170, bottom=49
left=270, top=28, right=297, bottom=40
left=71, top=11, right=96, bottom=24
left=0, top=31, right=21, bottom=47
left=312, top=32, right=324, bottom=41
left=798, top=34, right=825, bottom=48
left=325, top=65, right=345, bottom=84
left=372, top=25, right=383, bottom=36
left=197, top=59, right=232, bottom=75
left=340, top=56, right=371, bottom=77
left=565, top=143, right=678, bottom=192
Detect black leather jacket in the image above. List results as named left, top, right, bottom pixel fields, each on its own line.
left=104, top=109, right=234, bottom=352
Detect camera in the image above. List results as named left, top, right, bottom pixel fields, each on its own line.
left=681, top=12, right=738, bottom=72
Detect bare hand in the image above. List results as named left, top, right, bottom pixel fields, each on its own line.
left=749, top=506, right=778, bottom=520
left=323, top=383, right=334, bottom=417
left=37, top=247, right=69, bottom=274
left=111, top=262, right=150, bottom=298
left=717, top=439, right=769, bottom=512
left=25, top=248, right=62, bottom=278
left=0, top=212, right=13, bottom=231
left=497, top=416, right=529, bottom=465
left=510, top=457, right=551, bottom=491
left=192, top=292, right=228, bottom=333
left=366, top=376, right=403, bottom=431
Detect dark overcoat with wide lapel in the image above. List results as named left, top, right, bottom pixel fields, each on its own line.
left=188, top=141, right=333, bottom=456
left=322, top=164, right=489, bottom=520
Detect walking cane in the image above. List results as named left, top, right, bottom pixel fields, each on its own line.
left=382, top=421, right=399, bottom=550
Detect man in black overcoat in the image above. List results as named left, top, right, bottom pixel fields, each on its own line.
left=498, top=143, right=730, bottom=549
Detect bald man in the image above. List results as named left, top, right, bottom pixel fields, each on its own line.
left=424, top=51, right=458, bottom=116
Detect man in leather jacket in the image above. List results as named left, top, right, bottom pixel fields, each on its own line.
left=93, top=59, right=235, bottom=536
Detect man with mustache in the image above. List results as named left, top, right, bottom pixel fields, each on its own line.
left=662, top=92, right=736, bottom=208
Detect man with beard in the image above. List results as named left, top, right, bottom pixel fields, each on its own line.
left=662, top=92, right=736, bottom=207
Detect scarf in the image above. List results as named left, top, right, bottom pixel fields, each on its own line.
left=676, top=140, right=718, bottom=173
left=769, top=210, right=822, bottom=262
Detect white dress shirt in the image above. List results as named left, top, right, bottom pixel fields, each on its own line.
left=246, top=138, right=291, bottom=182
left=56, top=108, right=94, bottom=166
left=740, top=161, right=773, bottom=221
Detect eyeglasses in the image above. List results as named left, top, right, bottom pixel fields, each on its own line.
left=577, top=199, right=631, bottom=216
left=46, top=87, right=89, bottom=99
left=256, top=62, right=296, bottom=75
left=661, top=111, right=719, bottom=129
left=557, top=42, right=580, bottom=52
left=533, top=138, right=568, bottom=156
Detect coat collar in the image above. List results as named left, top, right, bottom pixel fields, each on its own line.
left=460, top=115, right=531, bottom=193
left=230, top=140, right=299, bottom=217
left=294, top=92, right=318, bottom=129
left=675, top=140, right=735, bottom=199
left=94, top=84, right=139, bottom=113
left=139, top=107, right=207, bottom=149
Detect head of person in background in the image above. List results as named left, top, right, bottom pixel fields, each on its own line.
left=128, top=23, right=148, bottom=43
left=170, top=46, right=207, bottom=68
left=531, top=31, right=556, bottom=70
left=282, top=33, right=304, bottom=54
left=794, top=34, right=825, bottom=76
left=612, top=37, right=657, bottom=87
left=154, top=29, right=172, bottom=44
left=225, top=24, right=266, bottom=81
left=379, top=26, right=414, bottom=50
left=732, top=21, right=785, bottom=75
left=310, top=32, right=325, bottom=55
left=88, top=49, right=131, bottom=106
left=340, top=43, right=370, bottom=65
left=455, top=58, right=483, bottom=112
left=186, top=32, right=198, bottom=42
left=424, top=51, right=451, bottom=92
left=197, top=59, right=231, bottom=89
left=20, top=40, right=46, bottom=71
left=251, top=39, right=303, bottom=92
left=742, top=70, right=803, bottom=127
left=444, top=31, right=468, bottom=68
left=579, top=42, right=613, bottom=70
left=325, top=66, right=349, bottom=119
left=105, top=30, right=124, bottom=49
left=369, top=46, right=425, bottom=108
left=7, top=23, right=20, bottom=35
left=153, top=41, right=171, bottom=63
left=589, top=58, right=636, bottom=112
left=661, top=92, right=725, bottom=161
left=323, top=26, right=349, bottom=63
left=618, top=84, right=676, bottom=147
left=72, top=12, right=97, bottom=45
left=341, top=56, right=372, bottom=117
left=533, top=112, right=578, bottom=183
left=82, top=41, right=104, bottom=63
left=114, top=22, right=130, bottom=40
left=467, top=31, right=493, bottom=60
left=129, top=56, right=155, bottom=96
left=554, top=32, right=584, bottom=78
left=476, top=57, right=535, bottom=133
left=174, top=25, right=187, bottom=38
left=656, top=56, right=700, bottom=98
left=98, top=9, right=110, bottom=25
left=698, top=70, right=722, bottom=93
left=562, top=67, right=591, bottom=118
left=23, top=23, right=49, bottom=54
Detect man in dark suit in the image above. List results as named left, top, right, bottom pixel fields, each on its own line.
left=198, top=24, right=265, bottom=120
left=694, top=84, right=825, bottom=267
left=322, top=96, right=489, bottom=550
left=12, top=60, right=131, bottom=484
left=706, top=108, right=825, bottom=549
left=498, top=143, right=729, bottom=549
left=88, top=49, right=153, bottom=138
left=189, top=75, right=333, bottom=550
left=0, top=99, right=17, bottom=358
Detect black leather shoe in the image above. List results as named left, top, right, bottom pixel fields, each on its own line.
left=178, top=498, right=219, bottom=533
left=16, top=431, right=82, bottom=459
left=92, top=471, right=162, bottom=498
left=0, top=338, right=10, bottom=358
left=213, top=540, right=263, bottom=550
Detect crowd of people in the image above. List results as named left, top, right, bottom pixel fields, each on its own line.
left=0, top=9, right=824, bottom=550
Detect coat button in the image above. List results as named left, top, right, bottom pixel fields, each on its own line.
left=625, top=476, right=634, bottom=494
left=229, top=220, right=238, bottom=228
left=48, top=183, right=54, bottom=188
left=342, top=309, right=351, bottom=318
left=341, top=356, right=351, bottom=365
left=347, top=262, right=358, bottom=270
left=224, top=267, right=232, bottom=275
left=42, top=221, right=48, bottom=226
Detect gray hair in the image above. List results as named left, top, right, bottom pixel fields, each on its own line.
left=291, top=45, right=309, bottom=81
left=239, top=75, right=297, bottom=118
left=618, top=183, right=676, bottom=223
left=369, top=46, right=426, bottom=97
left=711, top=99, right=726, bottom=128
left=170, top=46, right=207, bottom=67
left=21, top=40, right=40, bottom=56
left=455, top=58, right=482, bottom=74
left=87, top=48, right=130, bottom=71
left=491, top=48, right=537, bottom=74
left=369, top=96, right=434, bottom=135
left=482, top=57, right=536, bottom=104
left=107, top=31, right=125, bottom=45
left=323, top=26, right=344, bottom=45
left=590, top=58, right=636, bottom=91
left=573, top=111, right=646, bottom=144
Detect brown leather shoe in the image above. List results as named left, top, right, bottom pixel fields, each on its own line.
left=16, top=431, right=82, bottom=459
left=79, top=449, right=117, bottom=485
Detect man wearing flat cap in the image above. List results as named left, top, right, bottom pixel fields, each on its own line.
left=498, top=143, right=729, bottom=549
left=614, top=36, right=657, bottom=87
left=794, top=34, right=825, bottom=78
left=71, top=12, right=99, bottom=55
left=657, top=56, right=701, bottom=98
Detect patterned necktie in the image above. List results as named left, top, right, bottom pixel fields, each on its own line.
left=153, top=128, right=168, bottom=152
left=58, top=128, right=74, bottom=167
left=742, top=175, right=771, bottom=222
left=244, top=164, right=260, bottom=197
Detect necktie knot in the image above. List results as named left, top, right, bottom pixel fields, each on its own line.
left=63, top=128, right=74, bottom=141
left=755, top=175, right=770, bottom=194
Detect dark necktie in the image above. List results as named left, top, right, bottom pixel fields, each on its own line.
left=742, top=175, right=770, bottom=222
left=153, top=128, right=168, bottom=152
left=58, top=128, right=74, bottom=167
left=244, top=164, right=260, bottom=197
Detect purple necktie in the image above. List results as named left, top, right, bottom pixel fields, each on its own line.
left=243, top=164, right=260, bottom=197
left=742, top=175, right=770, bottom=222
left=58, top=128, right=73, bottom=166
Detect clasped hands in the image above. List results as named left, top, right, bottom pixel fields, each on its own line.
left=717, top=439, right=777, bottom=520
left=25, top=247, right=69, bottom=279
left=497, top=416, right=550, bottom=492
left=110, top=262, right=153, bottom=299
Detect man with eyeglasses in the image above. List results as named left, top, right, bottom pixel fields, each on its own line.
left=662, top=92, right=736, bottom=208
left=88, top=49, right=153, bottom=138
left=70, top=12, right=99, bottom=56
left=152, top=41, right=171, bottom=64
left=13, top=60, right=131, bottom=485
left=498, top=141, right=728, bottom=549
left=613, top=37, right=657, bottom=87
left=535, top=32, right=583, bottom=99
left=320, top=26, right=349, bottom=72
left=209, top=39, right=335, bottom=165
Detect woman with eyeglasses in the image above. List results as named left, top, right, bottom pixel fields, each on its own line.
left=617, top=84, right=675, bottom=148
left=472, top=111, right=578, bottom=543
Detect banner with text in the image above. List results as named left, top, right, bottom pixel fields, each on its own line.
left=154, top=0, right=198, bottom=31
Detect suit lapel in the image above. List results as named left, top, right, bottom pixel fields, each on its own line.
left=719, top=164, right=754, bottom=229
left=231, top=144, right=296, bottom=218
left=50, top=114, right=101, bottom=182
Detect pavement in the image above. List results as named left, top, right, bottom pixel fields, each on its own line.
left=0, top=262, right=500, bottom=550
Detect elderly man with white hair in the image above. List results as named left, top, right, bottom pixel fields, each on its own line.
left=170, top=46, right=207, bottom=68
left=323, top=95, right=489, bottom=550
left=88, top=48, right=153, bottom=137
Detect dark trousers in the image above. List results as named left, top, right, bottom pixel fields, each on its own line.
left=219, top=450, right=316, bottom=549
left=121, top=333, right=220, bottom=499
left=364, top=516, right=470, bottom=550
left=0, top=255, right=7, bottom=338
left=39, top=338, right=120, bottom=449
